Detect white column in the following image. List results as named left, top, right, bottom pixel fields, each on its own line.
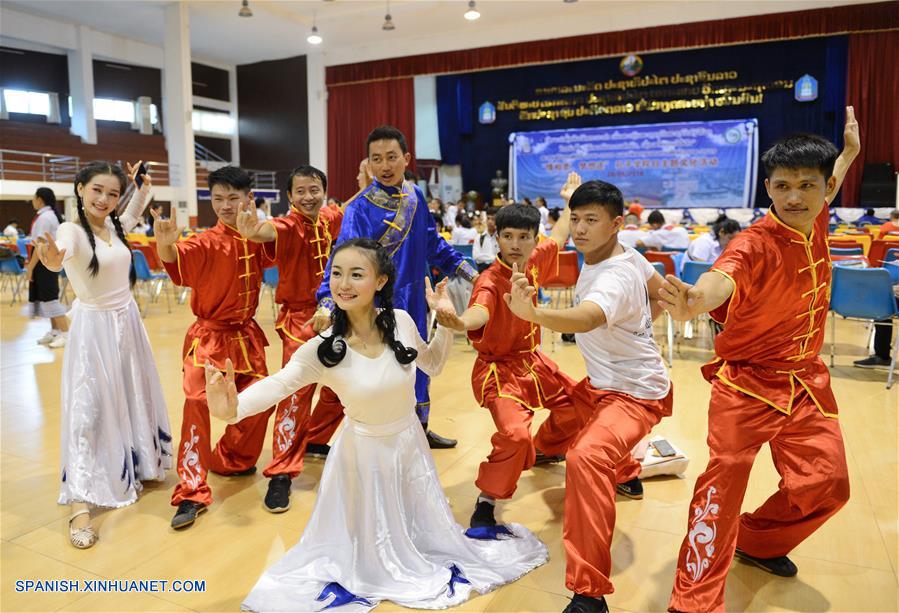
left=67, top=25, right=96, bottom=144
left=228, top=66, right=240, bottom=166
left=162, top=2, right=197, bottom=226
left=306, top=51, right=327, bottom=173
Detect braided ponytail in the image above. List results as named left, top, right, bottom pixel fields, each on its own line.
left=316, top=238, right=417, bottom=367
left=73, top=161, right=128, bottom=278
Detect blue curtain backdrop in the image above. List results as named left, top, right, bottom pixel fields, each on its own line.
left=437, top=35, right=848, bottom=207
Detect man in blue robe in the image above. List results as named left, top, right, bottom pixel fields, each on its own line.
left=313, top=125, right=478, bottom=449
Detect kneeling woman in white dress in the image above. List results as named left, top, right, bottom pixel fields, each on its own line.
left=206, top=238, right=548, bottom=612
left=37, top=161, right=172, bottom=549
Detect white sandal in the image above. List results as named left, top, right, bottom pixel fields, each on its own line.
left=68, top=509, right=97, bottom=549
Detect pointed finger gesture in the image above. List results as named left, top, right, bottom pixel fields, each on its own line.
left=36, top=231, right=66, bottom=270
left=205, top=359, right=238, bottom=421
left=657, top=274, right=700, bottom=321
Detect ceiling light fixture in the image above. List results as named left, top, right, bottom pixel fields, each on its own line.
left=238, top=0, right=253, bottom=17
left=382, top=1, right=395, bottom=31
left=307, top=14, right=323, bottom=44
left=464, top=0, right=481, bottom=20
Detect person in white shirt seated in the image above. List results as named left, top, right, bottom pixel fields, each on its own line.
left=443, top=201, right=460, bottom=230
left=451, top=214, right=479, bottom=245
left=617, top=214, right=649, bottom=249
left=686, top=215, right=741, bottom=262
left=637, top=210, right=690, bottom=250
left=255, top=197, right=271, bottom=221
left=3, top=219, right=21, bottom=239
left=473, top=207, right=500, bottom=272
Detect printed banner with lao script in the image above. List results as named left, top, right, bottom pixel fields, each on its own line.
left=510, top=119, right=758, bottom=209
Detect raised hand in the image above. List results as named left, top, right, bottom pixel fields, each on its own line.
left=236, top=200, right=265, bottom=240
left=560, top=171, right=583, bottom=202
left=357, top=158, right=373, bottom=190
left=204, top=359, right=238, bottom=421
left=503, top=263, right=538, bottom=322
left=658, top=274, right=701, bottom=321
left=36, top=232, right=66, bottom=271
left=424, top=277, right=454, bottom=313
left=150, top=206, right=183, bottom=247
left=125, top=160, right=152, bottom=196
left=843, top=106, right=859, bottom=155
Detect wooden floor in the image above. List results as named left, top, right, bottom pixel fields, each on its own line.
left=1, top=292, right=896, bottom=613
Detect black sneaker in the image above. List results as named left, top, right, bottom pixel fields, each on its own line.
left=171, top=500, right=206, bottom=529
left=305, top=443, right=331, bottom=458
left=211, top=465, right=257, bottom=477
left=426, top=430, right=458, bottom=449
left=534, top=451, right=565, bottom=466
left=734, top=548, right=798, bottom=577
left=264, top=475, right=291, bottom=513
left=853, top=355, right=892, bottom=369
left=469, top=500, right=497, bottom=528
left=616, top=477, right=644, bottom=500
left=563, top=593, right=609, bottom=613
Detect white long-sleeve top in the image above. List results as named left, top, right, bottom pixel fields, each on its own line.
left=236, top=309, right=452, bottom=424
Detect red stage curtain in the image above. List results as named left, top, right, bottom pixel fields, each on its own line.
left=327, top=78, right=416, bottom=201
left=326, top=2, right=898, bottom=85
left=842, top=30, right=899, bottom=206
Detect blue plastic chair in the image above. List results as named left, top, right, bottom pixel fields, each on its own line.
left=884, top=261, right=899, bottom=285
left=884, top=248, right=899, bottom=264
left=830, top=247, right=864, bottom=256
left=132, top=250, right=170, bottom=315
left=681, top=260, right=712, bottom=285
left=829, top=266, right=898, bottom=388
left=17, top=237, right=30, bottom=257
left=454, top=244, right=474, bottom=259
left=651, top=261, right=666, bottom=277
left=0, top=256, right=26, bottom=305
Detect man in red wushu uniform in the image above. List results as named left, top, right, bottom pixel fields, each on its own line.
left=436, top=173, right=586, bottom=531
left=234, top=165, right=344, bottom=514
left=506, top=179, right=673, bottom=613
left=662, top=110, right=859, bottom=613
left=155, top=166, right=275, bottom=530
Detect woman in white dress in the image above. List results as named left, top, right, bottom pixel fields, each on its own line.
left=36, top=161, right=173, bottom=549
left=206, top=238, right=548, bottom=612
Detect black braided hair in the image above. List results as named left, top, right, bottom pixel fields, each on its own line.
left=317, top=238, right=418, bottom=368
left=74, top=161, right=129, bottom=278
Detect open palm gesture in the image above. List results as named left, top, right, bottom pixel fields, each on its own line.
left=658, top=274, right=701, bottom=322
left=35, top=232, right=66, bottom=271
left=236, top=200, right=266, bottom=239
left=425, top=277, right=454, bottom=313
left=560, top=171, right=582, bottom=202
left=204, top=359, right=238, bottom=421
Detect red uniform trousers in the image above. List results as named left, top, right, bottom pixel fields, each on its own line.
left=474, top=353, right=586, bottom=500
left=668, top=381, right=849, bottom=613
left=264, top=306, right=344, bottom=477
left=564, top=380, right=674, bottom=597
left=171, top=319, right=274, bottom=507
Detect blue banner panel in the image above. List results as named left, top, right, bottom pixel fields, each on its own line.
left=511, top=119, right=758, bottom=209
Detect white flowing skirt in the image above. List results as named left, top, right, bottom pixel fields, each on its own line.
left=243, top=412, right=548, bottom=612
left=57, top=298, right=173, bottom=508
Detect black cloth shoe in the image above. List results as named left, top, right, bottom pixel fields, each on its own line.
left=853, top=355, right=892, bottom=369
left=561, top=333, right=576, bottom=343
left=264, top=475, right=292, bottom=513
left=305, top=443, right=331, bottom=458
left=563, top=594, right=609, bottom=613
left=210, top=465, right=257, bottom=477
left=734, top=548, right=798, bottom=577
left=534, top=451, right=565, bottom=466
left=616, top=477, right=644, bottom=500
left=171, top=501, right=206, bottom=529
left=469, top=499, right=497, bottom=529
left=426, top=430, right=458, bottom=449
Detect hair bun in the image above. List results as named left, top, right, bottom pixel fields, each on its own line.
left=317, top=334, right=348, bottom=368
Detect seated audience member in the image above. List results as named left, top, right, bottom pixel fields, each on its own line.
left=3, top=219, right=21, bottom=238
left=452, top=214, right=479, bottom=245
left=854, top=285, right=899, bottom=370
left=878, top=209, right=899, bottom=236
left=855, top=207, right=882, bottom=226
left=617, top=213, right=649, bottom=249
left=433, top=213, right=452, bottom=242
left=473, top=207, right=500, bottom=272
left=443, top=200, right=459, bottom=230
left=145, top=203, right=164, bottom=237
left=687, top=215, right=741, bottom=262
left=637, top=210, right=690, bottom=250
left=255, top=197, right=271, bottom=221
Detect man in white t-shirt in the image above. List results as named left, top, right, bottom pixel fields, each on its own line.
left=472, top=207, right=500, bottom=271
left=638, top=210, right=690, bottom=250
left=616, top=213, right=648, bottom=249
left=506, top=179, right=672, bottom=613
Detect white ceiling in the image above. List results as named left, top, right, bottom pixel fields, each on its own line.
left=2, top=0, right=871, bottom=68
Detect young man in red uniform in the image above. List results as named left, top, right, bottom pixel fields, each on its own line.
left=154, top=166, right=275, bottom=529
left=661, top=109, right=859, bottom=612
left=234, top=165, right=345, bottom=512
left=437, top=173, right=591, bottom=529
left=506, top=179, right=672, bottom=613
